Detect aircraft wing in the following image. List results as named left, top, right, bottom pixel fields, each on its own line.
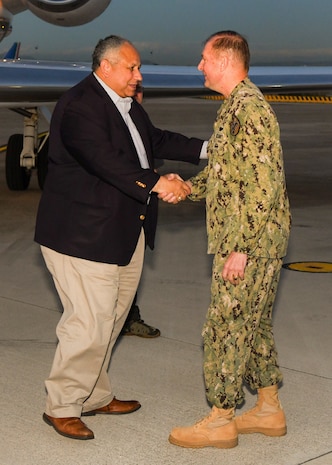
left=250, top=66, right=332, bottom=94
left=2, top=58, right=332, bottom=192
left=0, top=59, right=208, bottom=107
left=1, top=59, right=332, bottom=108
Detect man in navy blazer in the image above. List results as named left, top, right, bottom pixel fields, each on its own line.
left=35, top=35, right=205, bottom=440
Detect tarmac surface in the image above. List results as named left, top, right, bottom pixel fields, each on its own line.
left=0, top=98, right=331, bottom=465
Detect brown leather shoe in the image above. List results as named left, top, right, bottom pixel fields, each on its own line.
left=43, top=413, right=94, bottom=440
left=82, top=397, right=141, bottom=416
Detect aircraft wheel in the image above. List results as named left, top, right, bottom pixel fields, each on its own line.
left=37, top=137, right=49, bottom=190
left=5, top=134, right=31, bottom=190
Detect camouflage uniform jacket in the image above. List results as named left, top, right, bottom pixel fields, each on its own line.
left=189, top=78, right=291, bottom=258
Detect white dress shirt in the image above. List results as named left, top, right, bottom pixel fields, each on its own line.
left=93, top=73, right=149, bottom=169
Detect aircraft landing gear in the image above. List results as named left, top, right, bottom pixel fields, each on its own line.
left=37, top=135, right=49, bottom=190
left=5, top=107, right=50, bottom=191
left=5, top=134, right=31, bottom=190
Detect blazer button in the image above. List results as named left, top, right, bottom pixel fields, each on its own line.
left=140, top=215, right=145, bottom=220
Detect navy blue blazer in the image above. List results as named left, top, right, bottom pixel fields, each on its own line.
left=35, top=74, right=203, bottom=265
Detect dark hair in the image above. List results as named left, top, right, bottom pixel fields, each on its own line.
left=91, top=35, right=132, bottom=71
left=205, top=30, right=250, bottom=71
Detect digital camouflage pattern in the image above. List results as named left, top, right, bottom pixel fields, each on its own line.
left=203, top=254, right=283, bottom=408
left=189, top=78, right=291, bottom=258
left=189, top=78, right=291, bottom=408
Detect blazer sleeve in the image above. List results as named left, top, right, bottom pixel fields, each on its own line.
left=130, top=102, right=203, bottom=166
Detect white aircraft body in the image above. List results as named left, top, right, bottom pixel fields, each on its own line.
left=0, top=0, right=112, bottom=40
left=3, top=58, right=332, bottom=107
left=1, top=0, right=332, bottom=190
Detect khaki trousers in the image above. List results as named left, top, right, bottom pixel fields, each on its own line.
left=41, top=231, right=144, bottom=418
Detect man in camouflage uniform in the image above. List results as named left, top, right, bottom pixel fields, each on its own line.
left=169, top=31, right=291, bottom=449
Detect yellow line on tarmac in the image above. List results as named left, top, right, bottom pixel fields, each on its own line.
left=265, top=95, right=332, bottom=104
left=283, top=261, right=332, bottom=272
left=202, top=94, right=332, bottom=103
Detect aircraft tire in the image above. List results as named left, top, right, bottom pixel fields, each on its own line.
left=37, top=137, right=49, bottom=190
left=6, top=134, right=31, bottom=191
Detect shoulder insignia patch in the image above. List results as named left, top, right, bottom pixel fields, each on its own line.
left=230, top=115, right=241, bottom=136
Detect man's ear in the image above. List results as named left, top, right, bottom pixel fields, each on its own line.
left=219, top=54, right=228, bottom=72
left=99, top=58, right=112, bottom=77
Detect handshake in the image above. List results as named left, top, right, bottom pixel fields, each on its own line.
left=152, top=173, right=192, bottom=204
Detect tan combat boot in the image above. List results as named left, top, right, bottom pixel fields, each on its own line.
left=235, top=385, right=287, bottom=436
left=169, top=406, right=238, bottom=449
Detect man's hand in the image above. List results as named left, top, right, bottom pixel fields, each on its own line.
left=152, top=174, right=191, bottom=204
left=222, top=251, right=247, bottom=285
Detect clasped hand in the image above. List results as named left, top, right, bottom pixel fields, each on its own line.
left=152, top=173, right=191, bottom=204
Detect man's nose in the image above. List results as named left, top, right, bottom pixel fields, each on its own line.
left=135, top=69, right=143, bottom=80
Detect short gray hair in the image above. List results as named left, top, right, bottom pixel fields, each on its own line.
left=205, top=30, right=250, bottom=72
left=91, top=35, right=132, bottom=71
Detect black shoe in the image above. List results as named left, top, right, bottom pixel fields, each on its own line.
left=121, top=319, right=161, bottom=338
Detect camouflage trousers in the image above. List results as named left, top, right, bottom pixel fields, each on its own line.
left=203, top=253, right=284, bottom=409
